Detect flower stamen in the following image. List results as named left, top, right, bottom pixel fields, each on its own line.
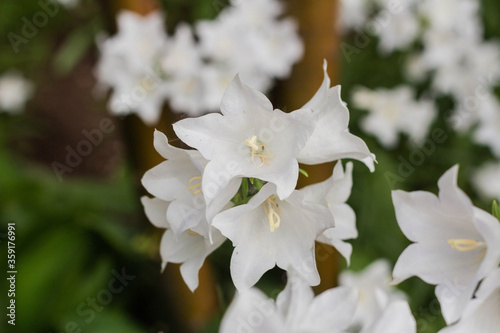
left=244, top=135, right=272, bottom=168
left=448, top=238, right=487, bottom=264
left=263, top=196, right=280, bottom=232
left=187, top=176, right=202, bottom=195
left=447, top=239, right=486, bottom=251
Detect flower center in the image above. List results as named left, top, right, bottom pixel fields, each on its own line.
left=263, top=196, right=280, bottom=232
left=187, top=176, right=202, bottom=195
left=448, top=238, right=487, bottom=263
left=244, top=135, right=272, bottom=168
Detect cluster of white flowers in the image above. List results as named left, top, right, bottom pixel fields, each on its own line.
left=392, top=165, right=500, bottom=332
left=140, top=63, right=387, bottom=331
left=340, top=0, right=500, bottom=156
left=220, top=265, right=416, bottom=333
left=351, top=85, right=436, bottom=148
left=94, top=0, right=303, bottom=125
left=0, top=71, right=34, bottom=114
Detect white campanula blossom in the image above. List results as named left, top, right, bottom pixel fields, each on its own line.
left=0, top=71, right=34, bottom=113
left=297, top=62, right=376, bottom=171
left=141, top=130, right=236, bottom=291
left=219, top=272, right=358, bottom=333
left=339, top=259, right=408, bottom=331
left=173, top=75, right=318, bottom=203
left=352, top=85, right=436, bottom=148
left=301, top=162, right=357, bottom=264
left=212, top=182, right=334, bottom=290
left=392, top=165, right=500, bottom=324
left=438, top=268, right=500, bottom=333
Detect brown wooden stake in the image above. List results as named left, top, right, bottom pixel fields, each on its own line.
left=283, top=0, right=341, bottom=293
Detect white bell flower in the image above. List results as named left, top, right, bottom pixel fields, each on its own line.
left=339, top=259, right=407, bottom=331
left=352, top=85, right=436, bottom=148
left=173, top=75, right=317, bottom=203
left=94, top=10, right=170, bottom=125
left=297, top=62, right=376, bottom=171
left=438, top=268, right=500, bottom=333
left=392, top=165, right=500, bottom=324
left=141, top=196, right=225, bottom=292
left=219, top=272, right=358, bottom=333
left=0, top=71, right=34, bottom=113
left=212, top=183, right=334, bottom=290
left=301, top=162, right=357, bottom=264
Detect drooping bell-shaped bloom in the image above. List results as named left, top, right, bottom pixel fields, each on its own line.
left=173, top=75, right=318, bottom=204
left=212, top=183, right=334, bottom=290
left=140, top=130, right=235, bottom=291
left=438, top=268, right=500, bottom=333
left=392, top=165, right=500, bottom=324
left=219, top=272, right=358, bottom=333
left=141, top=196, right=225, bottom=292
left=296, top=61, right=376, bottom=171
left=339, top=259, right=407, bottom=331
left=301, top=161, right=357, bottom=263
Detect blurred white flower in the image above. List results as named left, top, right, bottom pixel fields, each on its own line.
left=95, top=10, right=170, bottom=125
left=55, top=0, right=79, bottom=9
left=472, top=162, right=500, bottom=200
left=95, top=1, right=303, bottom=123
left=438, top=268, right=500, bottom=333
left=195, top=0, right=302, bottom=105
left=367, top=298, right=416, bottom=333
left=339, top=259, right=407, bottom=331
left=219, top=272, right=358, bottom=333
left=338, top=0, right=372, bottom=32
left=473, top=95, right=500, bottom=157
left=212, top=183, right=334, bottom=290
left=352, top=85, right=436, bottom=148
left=373, top=1, right=419, bottom=54
left=0, top=71, right=34, bottom=113
left=392, top=165, right=500, bottom=324
left=301, top=162, right=357, bottom=263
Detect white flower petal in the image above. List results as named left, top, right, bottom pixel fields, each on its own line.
left=369, top=300, right=416, bottom=333
left=140, top=196, right=169, bottom=229
left=220, top=74, right=274, bottom=116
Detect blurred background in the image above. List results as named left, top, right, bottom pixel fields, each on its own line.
left=1, top=0, right=500, bottom=332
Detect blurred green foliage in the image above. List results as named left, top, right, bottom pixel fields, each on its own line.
left=1, top=0, right=500, bottom=332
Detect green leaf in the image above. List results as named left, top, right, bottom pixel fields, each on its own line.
left=492, top=201, right=500, bottom=222
left=241, top=178, right=249, bottom=201
left=52, top=19, right=99, bottom=76
left=299, top=168, right=309, bottom=178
